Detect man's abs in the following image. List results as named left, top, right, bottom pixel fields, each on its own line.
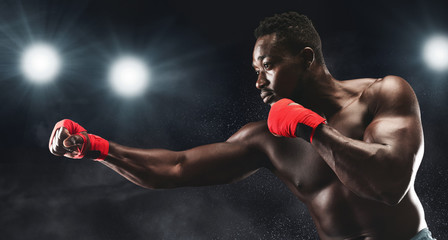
left=304, top=181, right=427, bottom=239
left=263, top=137, right=426, bottom=239
left=260, top=129, right=427, bottom=240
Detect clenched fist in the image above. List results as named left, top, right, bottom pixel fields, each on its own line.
left=49, top=119, right=109, bottom=160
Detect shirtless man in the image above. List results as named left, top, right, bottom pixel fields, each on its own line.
left=49, top=12, right=434, bottom=239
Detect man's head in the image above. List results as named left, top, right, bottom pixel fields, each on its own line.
left=252, top=12, right=324, bottom=105
left=254, top=12, right=324, bottom=65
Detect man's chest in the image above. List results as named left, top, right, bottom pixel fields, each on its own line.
left=269, top=99, right=372, bottom=196
left=327, top=99, right=372, bottom=141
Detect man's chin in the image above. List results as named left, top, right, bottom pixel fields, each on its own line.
left=263, top=95, right=281, bottom=106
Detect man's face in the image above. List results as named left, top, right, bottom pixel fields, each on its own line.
left=252, top=33, right=304, bottom=105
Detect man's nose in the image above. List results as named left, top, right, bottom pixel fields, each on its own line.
left=256, top=73, right=269, bottom=89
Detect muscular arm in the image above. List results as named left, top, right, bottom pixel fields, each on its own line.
left=100, top=123, right=269, bottom=189
left=312, top=76, right=424, bottom=205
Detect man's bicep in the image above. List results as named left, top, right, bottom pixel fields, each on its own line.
left=363, top=76, right=424, bottom=160
left=364, top=115, right=423, bottom=151
left=180, top=123, right=270, bottom=186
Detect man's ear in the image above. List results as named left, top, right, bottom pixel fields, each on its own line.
left=299, top=47, right=315, bottom=68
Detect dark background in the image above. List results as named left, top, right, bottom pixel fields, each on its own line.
left=1, top=0, right=447, bottom=239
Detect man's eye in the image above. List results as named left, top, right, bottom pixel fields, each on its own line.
left=255, top=70, right=260, bottom=75
left=263, top=63, right=271, bottom=69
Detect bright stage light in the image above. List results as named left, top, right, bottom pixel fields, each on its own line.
left=109, top=56, right=149, bottom=98
left=21, top=43, right=62, bottom=83
left=423, top=35, right=448, bottom=71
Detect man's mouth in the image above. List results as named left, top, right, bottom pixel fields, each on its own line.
left=260, top=91, right=275, bottom=104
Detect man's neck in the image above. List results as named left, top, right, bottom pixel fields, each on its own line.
left=294, top=65, right=350, bottom=118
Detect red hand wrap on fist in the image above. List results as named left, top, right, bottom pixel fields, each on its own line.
left=86, top=134, right=109, bottom=160
left=49, top=119, right=109, bottom=160
left=268, top=98, right=326, bottom=142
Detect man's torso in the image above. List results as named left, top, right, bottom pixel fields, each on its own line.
left=245, top=78, right=426, bottom=239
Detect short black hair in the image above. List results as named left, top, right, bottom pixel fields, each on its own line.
left=254, top=12, right=324, bottom=64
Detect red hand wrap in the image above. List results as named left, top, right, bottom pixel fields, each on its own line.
left=268, top=99, right=326, bottom=142
left=49, top=119, right=109, bottom=160
left=87, top=134, right=109, bottom=160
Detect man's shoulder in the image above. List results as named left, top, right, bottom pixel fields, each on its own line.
left=365, top=75, right=412, bottom=92
left=359, top=75, right=419, bottom=115
left=355, top=75, right=413, bottom=100
left=226, top=121, right=271, bottom=144
left=371, top=75, right=411, bottom=91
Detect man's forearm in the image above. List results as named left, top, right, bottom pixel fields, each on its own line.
left=311, top=125, right=413, bottom=205
left=101, top=139, right=264, bottom=189
left=102, top=142, right=184, bottom=189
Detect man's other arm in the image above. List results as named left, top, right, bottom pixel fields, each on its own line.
left=312, top=76, right=424, bottom=205
left=50, top=121, right=270, bottom=189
